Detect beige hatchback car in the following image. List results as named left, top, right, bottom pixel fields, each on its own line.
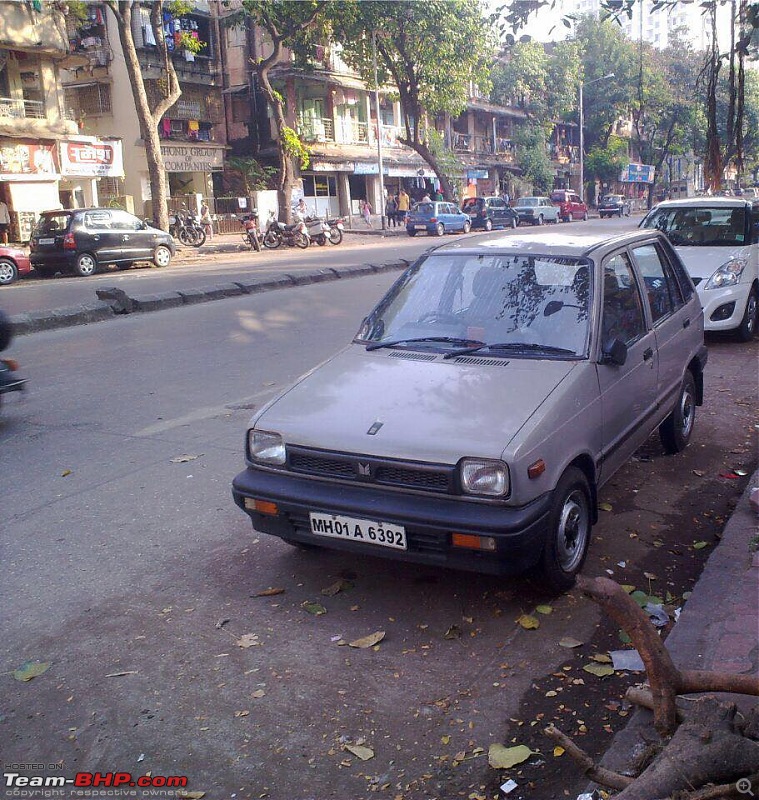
left=233, top=229, right=707, bottom=590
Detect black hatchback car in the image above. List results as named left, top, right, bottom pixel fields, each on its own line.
left=30, top=208, right=175, bottom=277
left=461, top=196, right=519, bottom=231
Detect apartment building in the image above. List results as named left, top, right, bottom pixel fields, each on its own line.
left=61, top=1, right=226, bottom=218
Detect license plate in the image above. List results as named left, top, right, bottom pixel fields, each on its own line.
left=414, top=224, right=427, bottom=230
left=309, top=512, right=407, bottom=550
left=38, top=237, right=55, bottom=245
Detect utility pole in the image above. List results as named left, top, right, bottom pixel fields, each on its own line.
left=372, top=30, right=386, bottom=231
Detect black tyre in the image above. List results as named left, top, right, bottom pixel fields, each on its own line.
left=328, top=227, right=343, bottom=245
left=263, top=231, right=281, bottom=249
left=316, top=234, right=328, bottom=246
left=511, top=217, right=518, bottom=229
left=74, top=252, right=97, bottom=277
left=0, top=258, right=19, bottom=285
left=484, top=218, right=493, bottom=232
left=407, top=229, right=418, bottom=237
left=178, top=227, right=193, bottom=246
left=536, top=215, right=544, bottom=226
left=192, top=227, right=206, bottom=247
left=435, top=222, right=445, bottom=237
left=462, top=220, right=471, bottom=234
left=540, top=467, right=592, bottom=591
left=294, top=232, right=309, bottom=249
left=736, top=288, right=758, bottom=342
left=659, top=370, right=696, bottom=454
left=252, top=234, right=262, bottom=252
left=582, top=211, right=589, bottom=221
left=153, top=245, right=172, bottom=268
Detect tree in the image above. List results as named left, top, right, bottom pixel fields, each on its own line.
left=226, top=156, right=278, bottom=195
left=585, top=135, right=628, bottom=203
left=223, top=1, right=326, bottom=222
left=102, top=1, right=202, bottom=232
left=332, top=0, right=497, bottom=200
left=514, top=124, right=555, bottom=193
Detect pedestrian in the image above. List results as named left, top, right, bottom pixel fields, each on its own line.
left=295, top=197, right=309, bottom=220
left=434, top=188, right=443, bottom=202
left=361, top=199, right=373, bottom=228
left=397, top=189, right=410, bottom=225
left=385, top=194, right=397, bottom=228
left=421, top=190, right=431, bottom=203
left=200, top=200, right=213, bottom=240
left=0, top=198, right=9, bottom=245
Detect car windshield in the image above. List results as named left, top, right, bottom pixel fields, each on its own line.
left=518, top=198, right=540, bottom=206
left=33, top=213, right=71, bottom=236
left=641, top=205, right=748, bottom=246
left=356, top=252, right=592, bottom=358
left=602, top=195, right=622, bottom=203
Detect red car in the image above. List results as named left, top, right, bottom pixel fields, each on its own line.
left=0, top=245, right=32, bottom=286
left=550, top=190, right=589, bottom=222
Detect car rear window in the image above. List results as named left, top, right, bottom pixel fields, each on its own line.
left=414, top=203, right=434, bottom=215
left=462, top=198, right=483, bottom=211
left=33, top=213, right=71, bottom=236
left=550, top=192, right=567, bottom=202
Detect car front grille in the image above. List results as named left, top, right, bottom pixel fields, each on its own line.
left=287, top=446, right=455, bottom=494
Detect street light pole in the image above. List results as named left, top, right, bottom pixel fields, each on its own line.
left=372, top=30, right=386, bottom=231
left=578, top=73, right=614, bottom=204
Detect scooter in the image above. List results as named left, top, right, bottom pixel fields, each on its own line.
left=239, top=212, right=263, bottom=252
left=304, top=215, right=331, bottom=246
left=262, top=211, right=309, bottom=249
left=0, top=310, right=26, bottom=411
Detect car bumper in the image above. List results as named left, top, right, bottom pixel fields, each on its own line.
left=30, top=251, right=78, bottom=269
left=697, top=281, right=752, bottom=332
left=232, top=467, right=552, bottom=576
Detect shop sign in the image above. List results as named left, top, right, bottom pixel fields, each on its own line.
left=312, top=161, right=354, bottom=172
left=354, top=162, right=380, bottom=175
left=60, top=139, right=124, bottom=177
left=160, top=144, right=224, bottom=172
left=621, top=163, right=655, bottom=183
left=386, top=166, right=434, bottom=178
left=0, top=141, right=58, bottom=178
left=467, top=168, right=489, bottom=179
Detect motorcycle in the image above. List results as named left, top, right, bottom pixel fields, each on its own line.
left=169, top=208, right=206, bottom=247
left=326, top=217, right=345, bottom=245
left=0, top=310, right=26, bottom=411
left=304, top=215, right=331, bottom=246
left=263, top=210, right=309, bottom=250
left=239, top=212, right=263, bottom=252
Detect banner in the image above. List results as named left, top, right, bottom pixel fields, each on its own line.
left=0, top=141, right=57, bottom=177
left=60, top=139, right=124, bottom=177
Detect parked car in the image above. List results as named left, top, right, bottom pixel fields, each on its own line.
left=550, top=190, right=589, bottom=222
left=513, top=196, right=560, bottom=225
left=0, top=245, right=32, bottom=286
left=232, top=228, right=706, bottom=591
left=461, top=196, right=519, bottom=231
left=599, top=194, right=632, bottom=218
left=29, top=208, right=175, bottom=278
left=640, top=197, right=759, bottom=340
left=406, top=201, right=472, bottom=237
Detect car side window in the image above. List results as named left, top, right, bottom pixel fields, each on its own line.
left=751, top=207, right=759, bottom=244
left=491, top=199, right=505, bottom=209
left=630, top=243, right=681, bottom=324
left=84, top=211, right=112, bottom=229
left=110, top=210, right=141, bottom=231
left=601, top=252, right=647, bottom=346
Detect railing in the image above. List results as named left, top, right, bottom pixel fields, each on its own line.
left=298, top=117, right=335, bottom=143
left=0, top=97, right=45, bottom=120
left=549, top=145, right=579, bottom=164
left=335, top=119, right=368, bottom=144
left=453, top=131, right=516, bottom=159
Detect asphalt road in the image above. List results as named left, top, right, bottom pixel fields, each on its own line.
left=1, top=219, right=756, bottom=800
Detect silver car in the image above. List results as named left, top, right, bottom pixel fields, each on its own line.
left=513, top=196, right=560, bottom=226
left=233, top=229, right=707, bottom=591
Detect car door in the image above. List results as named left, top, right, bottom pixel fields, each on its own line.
left=488, top=197, right=506, bottom=227
left=629, top=239, right=702, bottom=417
left=110, top=210, right=151, bottom=262
left=595, top=250, right=658, bottom=483
left=81, top=210, right=122, bottom=263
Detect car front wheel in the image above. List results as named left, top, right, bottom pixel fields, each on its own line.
left=154, top=245, right=172, bottom=268
left=484, top=218, right=493, bottom=232
left=536, top=215, right=544, bottom=226
left=736, top=287, right=758, bottom=341
left=74, top=252, right=97, bottom=277
left=659, top=370, right=696, bottom=454
left=540, top=466, right=592, bottom=591
left=511, top=217, right=518, bottom=229
left=582, top=211, right=589, bottom=221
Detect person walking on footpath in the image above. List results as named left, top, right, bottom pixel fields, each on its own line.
left=361, top=199, right=373, bottom=228
left=0, top=198, right=10, bottom=244
left=397, top=188, right=410, bottom=225
left=200, top=200, right=213, bottom=241
left=385, top=194, right=397, bottom=228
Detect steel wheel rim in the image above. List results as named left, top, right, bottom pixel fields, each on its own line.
left=680, top=385, right=695, bottom=439
left=155, top=247, right=171, bottom=267
left=78, top=255, right=96, bottom=275
left=0, top=261, right=14, bottom=284
left=556, top=489, right=589, bottom=572
left=746, top=293, right=758, bottom=334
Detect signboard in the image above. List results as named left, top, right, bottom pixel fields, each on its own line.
left=160, top=144, right=224, bottom=172
left=353, top=162, right=380, bottom=175
left=60, top=139, right=124, bottom=177
left=467, top=168, right=489, bottom=180
left=311, top=161, right=354, bottom=172
left=0, top=141, right=57, bottom=178
left=621, top=163, right=655, bottom=183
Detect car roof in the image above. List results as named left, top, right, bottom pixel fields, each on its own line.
left=650, top=197, right=752, bottom=210
left=427, top=228, right=666, bottom=260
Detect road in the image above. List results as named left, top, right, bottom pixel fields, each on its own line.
left=1, top=219, right=756, bottom=800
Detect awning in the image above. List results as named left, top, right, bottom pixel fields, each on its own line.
left=222, top=85, right=249, bottom=95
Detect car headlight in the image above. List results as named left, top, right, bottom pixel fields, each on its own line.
left=247, top=429, right=286, bottom=465
left=459, top=458, right=510, bottom=497
left=704, top=257, right=747, bottom=289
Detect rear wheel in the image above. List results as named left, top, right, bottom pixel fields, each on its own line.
left=407, top=229, right=418, bottom=237
left=511, top=217, right=518, bottom=229
left=316, top=234, right=328, bottom=246
left=582, top=211, right=589, bottom=221
left=540, top=467, right=592, bottom=591
left=0, top=258, right=18, bottom=285
left=659, top=371, right=696, bottom=454
left=736, top=287, right=758, bottom=342
left=328, top=227, right=343, bottom=245
left=294, top=232, right=309, bottom=249
left=153, top=245, right=172, bottom=268
left=74, top=252, right=97, bottom=277
left=435, top=222, right=445, bottom=237
left=536, top=215, right=544, bottom=226
left=263, top=230, right=281, bottom=249
left=462, top=220, right=471, bottom=234
left=484, top=218, right=493, bottom=232
left=178, top=227, right=193, bottom=246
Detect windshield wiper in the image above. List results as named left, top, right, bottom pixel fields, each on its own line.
left=366, top=336, right=485, bottom=352
left=443, top=342, right=576, bottom=359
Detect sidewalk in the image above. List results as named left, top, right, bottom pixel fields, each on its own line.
left=595, top=469, right=759, bottom=784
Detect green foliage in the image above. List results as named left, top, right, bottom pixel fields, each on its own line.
left=64, top=1, right=88, bottom=23
left=514, top=125, right=555, bottom=194
left=227, top=157, right=278, bottom=193
left=425, top=128, right=463, bottom=192
left=281, top=126, right=311, bottom=170
left=585, top=135, right=628, bottom=182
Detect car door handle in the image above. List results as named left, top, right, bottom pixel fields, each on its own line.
left=683, top=318, right=690, bottom=328
left=643, top=347, right=654, bottom=361
left=93, top=235, right=100, bottom=241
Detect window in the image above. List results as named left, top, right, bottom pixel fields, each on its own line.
left=83, top=211, right=112, bottom=229
left=631, top=243, right=680, bottom=324
left=110, top=210, right=141, bottom=231
left=602, top=252, right=646, bottom=345
left=65, top=83, right=112, bottom=116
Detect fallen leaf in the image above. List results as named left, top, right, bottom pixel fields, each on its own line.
left=583, top=663, right=615, bottom=677
left=621, top=584, right=636, bottom=594
left=349, top=630, right=385, bottom=648
left=692, top=541, right=708, bottom=550
left=599, top=502, right=613, bottom=512
left=254, top=587, right=285, bottom=597
left=170, top=454, right=202, bottom=463
left=517, top=614, right=540, bottom=630
left=618, top=629, right=632, bottom=644
left=345, top=744, right=374, bottom=761
left=236, top=634, right=260, bottom=648
left=13, top=660, right=51, bottom=682
left=545, top=690, right=558, bottom=697
left=488, top=743, right=535, bottom=769
left=321, top=579, right=353, bottom=596
left=692, top=469, right=704, bottom=477
left=251, top=689, right=265, bottom=699
left=535, top=604, right=553, bottom=615
left=590, top=653, right=612, bottom=663
left=558, top=636, right=583, bottom=648
left=215, top=618, right=230, bottom=629
left=441, top=735, right=451, bottom=745
left=61, top=469, right=72, bottom=477
left=302, top=601, right=327, bottom=616
left=104, top=670, right=138, bottom=678
left=553, top=746, right=565, bottom=757
left=444, top=625, right=462, bottom=640
left=234, top=710, right=249, bottom=718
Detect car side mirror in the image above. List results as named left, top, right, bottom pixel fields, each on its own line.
left=600, top=338, right=628, bottom=366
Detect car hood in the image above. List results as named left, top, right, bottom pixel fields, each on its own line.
left=252, top=346, right=578, bottom=464
left=673, top=244, right=751, bottom=280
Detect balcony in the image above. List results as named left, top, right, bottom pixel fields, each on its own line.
left=453, top=132, right=516, bottom=160
left=0, top=97, right=45, bottom=120
left=298, top=117, right=335, bottom=143
left=549, top=145, right=579, bottom=164
left=336, top=119, right=368, bottom=144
